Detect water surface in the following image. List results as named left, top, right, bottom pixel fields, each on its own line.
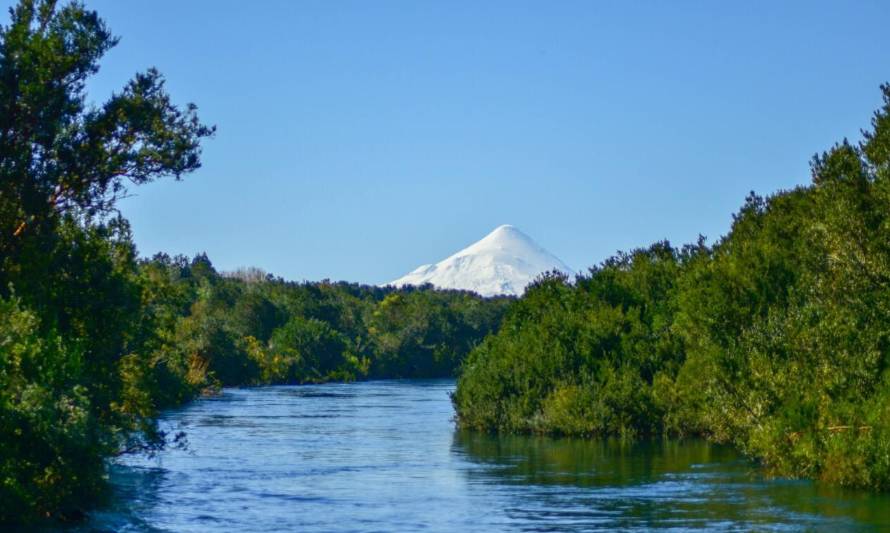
left=82, top=380, right=890, bottom=531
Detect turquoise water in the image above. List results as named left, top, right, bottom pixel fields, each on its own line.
left=79, top=380, right=890, bottom=531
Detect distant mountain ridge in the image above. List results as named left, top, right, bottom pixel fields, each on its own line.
left=389, top=225, right=574, bottom=297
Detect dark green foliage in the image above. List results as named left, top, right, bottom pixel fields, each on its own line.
left=0, top=296, right=99, bottom=521
left=268, top=317, right=350, bottom=381
left=140, top=261, right=509, bottom=388
left=455, top=244, right=687, bottom=437
left=368, top=288, right=506, bottom=378
left=0, top=1, right=213, bottom=260
left=455, top=83, right=890, bottom=490
left=0, top=0, right=214, bottom=523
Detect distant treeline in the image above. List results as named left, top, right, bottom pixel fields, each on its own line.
left=454, top=83, right=890, bottom=491
left=141, top=254, right=508, bottom=396
left=0, top=1, right=508, bottom=523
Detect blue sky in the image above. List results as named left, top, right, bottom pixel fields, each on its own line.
left=12, top=1, right=890, bottom=283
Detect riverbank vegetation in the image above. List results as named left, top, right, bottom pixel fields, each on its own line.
left=0, top=1, right=506, bottom=523
left=4, top=0, right=890, bottom=525
left=454, top=82, right=890, bottom=490
left=138, top=254, right=507, bottom=396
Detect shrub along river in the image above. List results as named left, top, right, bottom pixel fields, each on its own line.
left=77, top=380, right=890, bottom=531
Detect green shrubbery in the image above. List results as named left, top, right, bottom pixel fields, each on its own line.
left=455, top=83, right=890, bottom=490
left=454, top=243, right=689, bottom=438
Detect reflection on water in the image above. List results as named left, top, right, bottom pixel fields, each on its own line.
left=70, top=380, right=890, bottom=532
left=454, top=432, right=890, bottom=531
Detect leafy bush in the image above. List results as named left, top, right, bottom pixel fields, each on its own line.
left=455, top=83, right=890, bottom=490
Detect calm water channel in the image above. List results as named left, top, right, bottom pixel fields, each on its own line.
left=74, top=380, right=890, bottom=532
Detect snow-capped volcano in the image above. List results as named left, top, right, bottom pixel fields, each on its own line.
left=389, top=225, right=574, bottom=297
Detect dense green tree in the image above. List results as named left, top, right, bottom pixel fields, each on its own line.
left=455, top=244, right=687, bottom=437
left=368, top=289, right=505, bottom=378
left=0, top=1, right=212, bottom=268
left=0, top=0, right=212, bottom=522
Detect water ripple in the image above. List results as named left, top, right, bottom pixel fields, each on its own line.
left=72, top=380, right=890, bottom=532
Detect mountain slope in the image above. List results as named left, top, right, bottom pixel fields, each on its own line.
left=389, top=225, right=574, bottom=297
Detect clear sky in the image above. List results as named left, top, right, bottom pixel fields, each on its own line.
left=12, top=1, right=890, bottom=284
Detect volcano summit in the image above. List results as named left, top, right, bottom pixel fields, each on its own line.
left=389, top=225, right=574, bottom=297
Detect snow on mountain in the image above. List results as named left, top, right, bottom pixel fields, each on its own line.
left=389, top=225, right=574, bottom=297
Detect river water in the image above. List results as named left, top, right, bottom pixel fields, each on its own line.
left=80, top=380, right=890, bottom=532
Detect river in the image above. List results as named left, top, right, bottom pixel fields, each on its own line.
left=78, top=380, right=890, bottom=531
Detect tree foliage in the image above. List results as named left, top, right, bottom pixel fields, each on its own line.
left=0, top=0, right=214, bottom=522
left=454, top=83, right=890, bottom=490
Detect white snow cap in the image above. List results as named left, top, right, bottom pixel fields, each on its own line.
left=389, top=224, right=574, bottom=297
